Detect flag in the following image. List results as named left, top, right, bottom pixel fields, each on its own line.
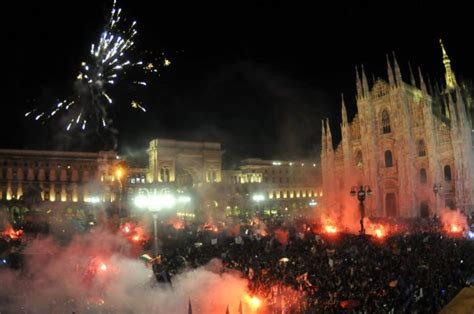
left=188, top=299, right=193, bottom=314
left=238, top=300, right=243, bottom=314
left=139, top=254, right=153, bottom=263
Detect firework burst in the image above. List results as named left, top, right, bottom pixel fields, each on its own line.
left=26, top=0, right=170, bottom=133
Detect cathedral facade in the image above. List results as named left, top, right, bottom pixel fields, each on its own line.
left=321, top=41, right=474, bottom=218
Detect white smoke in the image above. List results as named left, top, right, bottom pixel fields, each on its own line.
left=0, top=229, right=250, bottom=313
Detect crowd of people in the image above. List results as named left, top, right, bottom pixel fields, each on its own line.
left=2, top=211, right=474, bottom=313
left=153, top=216, right=474, bottom=313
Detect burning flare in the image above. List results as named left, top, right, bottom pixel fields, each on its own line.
left=324, top=225, right=338, bottom=234
left=244, top=294, right=262, bottom=312
left=1, top=225, right=24, bottom=240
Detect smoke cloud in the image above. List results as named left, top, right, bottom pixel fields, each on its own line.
left=0, top=229, right=251, bottom=313
left=440, top=207, right=468, bottom=232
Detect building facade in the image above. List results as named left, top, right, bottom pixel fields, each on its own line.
left=147, top=139, right=223, bottom=186
left=223, top=158, right=322, bottom=216
left=0, top=149, right=121, bottom=212
left=321, top=41, right=474, bottom=218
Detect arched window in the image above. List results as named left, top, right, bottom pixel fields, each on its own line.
left=382, top=110, right=391, bottom=134
left=444, top=165, right=452, bottom=181
left=417, top=140, right=426, bottom=157
left=384, top=150, right=393, bottom=167
left=419, top=168, right=427, bottom=184
left=160, top=167, right=170, bottom=183
left=355, top=150, right=363, bottom=168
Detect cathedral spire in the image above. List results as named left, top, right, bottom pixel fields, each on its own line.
left=426, top=75, right=434, bottom=96
left=418, top=67, right=428, bottom=95
left=440, top=39, right=458, bottom=91
left=355, top=66, right=363, bottom=99
left=326, top=119, right=333, bottom=152
left=341, top=93, right=348, bottom=127
left=448, top=93, right=458, bottom=127
left=455, top=88, right=469, bottom=127
left=434, top=79, right=442, bottom=96
left=445, top=102, right=451, bottom=119
left=361, top=65, right=370, bottom=97
left=408, top=61, right=416, bottom=87
left=321, top=119, right=326, bottom=152
left=386, top=54, right=395, bottom=87
left=392, top=51, right=403, bottom=87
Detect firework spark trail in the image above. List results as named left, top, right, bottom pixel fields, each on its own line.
left=26, top=0, right=171, bottom=133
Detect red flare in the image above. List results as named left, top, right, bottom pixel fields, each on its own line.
left=244, top=294, right=262, bottom=312
left=99, top=262, right=107, bottom=272
left=450, top=224, right=460, bottom=233
left=121, top=222, right=133, bottom=234
left=375, top=228, right=383, bottom=238
left=2, top=226, right=24, bottom=240
left=324, top=225, right=338, bottom=234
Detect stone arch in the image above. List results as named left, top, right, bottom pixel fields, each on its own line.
left=380, top=178, right=398, bottom=217
left=176, top=167, right=195, bottom=187
left=381, top=109, right=391, bottom=134
left=385, top=193, right=397, bottom=217
left=420, top=201, right=430, bottom=217
left=417, top=139, right=426, bottom=157
left=384, top=150, right=393, bottom=167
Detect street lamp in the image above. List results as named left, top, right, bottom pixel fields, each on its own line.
left=433, top=183, right=442, bottom=217
left=115, top=166, right=126, bottom=223
left=350, top=185, right=372, bottom=235
left=134, top=188, right=175, bottom=257
left=252, top=193, right=265, bottom=217
left=134, top=188, right=191, bottom=257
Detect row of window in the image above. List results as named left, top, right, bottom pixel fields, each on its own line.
left=268, top=190, right=321, bottom=199
left=0, top=161, right=92, bottom=169
left=355, top=140, right=426, bottom=169
left=419, top=165, right=452, bottom=183
left=383, top=150, right=453, bottom=183
left=130, top=176, right=147, bottom=184
left=0, top=187, right=116, bottom=203
left=158, top=167, right=218, bottom=183
left=381, top=110, right=429, bottom=158
left=0, top=169, right=96, bottom=182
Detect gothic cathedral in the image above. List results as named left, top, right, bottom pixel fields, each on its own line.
left=321, top=40, right=474, bottom=218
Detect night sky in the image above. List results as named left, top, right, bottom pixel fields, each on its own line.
left=3, top=1, right=473, bottom=167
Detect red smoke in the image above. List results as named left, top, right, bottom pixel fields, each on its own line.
left=274, top=229, right=289, bottom=245
left=440, top=208, right=468, bottom=235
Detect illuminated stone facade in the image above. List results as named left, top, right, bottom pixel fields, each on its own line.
left=147, top=139, right=223, bottom=187
left=0, top=149, right=120, bottom=209
left=223, top=158, right=322, bottom=214
left=321, top=41, right=474, bottom=217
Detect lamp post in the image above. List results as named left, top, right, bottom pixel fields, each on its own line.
left=115, top=166, right=125, bottom=223
left=350, top=185, right=372, bottom=235
left=252, top=193, right=265, bottom=217
left=134, top=188, right=191, bottom=257
left=433, top=183, right=442, bottom=217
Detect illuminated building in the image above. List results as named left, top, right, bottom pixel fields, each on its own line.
left=0, top=149, right=121, bottom=210
left=321, top=40, right=474, bottom=217
left=222, top=158, right=322, bottom=216
left=147, top=139, right=223, bottom=186
left=127, top=139, right=224, bottom=218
